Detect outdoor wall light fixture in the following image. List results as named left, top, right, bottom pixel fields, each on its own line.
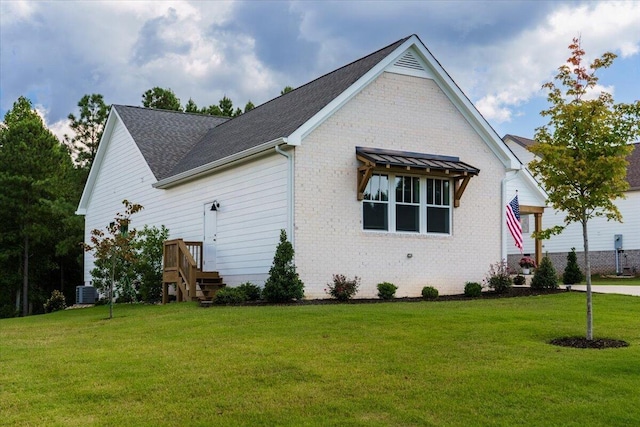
left=210, top=200, right=220, bottom=211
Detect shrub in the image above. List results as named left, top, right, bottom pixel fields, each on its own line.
left=464, top=282, right=483, bottom=297
left=0, top=304, right=18, bottom=319
left=44, top=290, right=67, bottom=313
left=531, top=255, right=558, bottom=290
left=513, top=274, right=526, bottom=286
left=214, top=287, right=247, bottom=305
left=135, top=225, right=169, bottom=304
left=326, top=274, right=360, bottom=301
left=262, top=230, right=304, bottom=302
left=486, top=260, right=512, bottom=294
left=237, top=282, right=262, bottom=301
left=377, top=282, right=398, bottom=300
left=563, top=247, right=584, bottom=285
left=421, top=286, right=439, bottom=300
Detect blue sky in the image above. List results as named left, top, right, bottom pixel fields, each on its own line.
left=1, top=1, right=639, bottom=141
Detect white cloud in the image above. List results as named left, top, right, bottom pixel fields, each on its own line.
left=460, top=1, right=640, bottom=123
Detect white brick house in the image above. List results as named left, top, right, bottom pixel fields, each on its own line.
left=78, top=35, right=546, bottom=299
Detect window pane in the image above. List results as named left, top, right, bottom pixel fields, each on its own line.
left=404, top=177, right=411, bottom=203
left=427, top=207, right=449, bottom=233
left=396, top=205, right=419, bottom=232
left=413, top=177, right=420, bottom=203
left=364, top=202, right=388, bottom=230
left=427, top=179, right=433, bottom=204
left=443, top=180, right=450, bottom=205
left=395, top=177, right=403, bottom=203
left=435, top=180, right=442, bottom=205
left=379, top=175, right=389, bottom=201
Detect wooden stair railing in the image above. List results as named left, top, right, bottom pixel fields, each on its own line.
left=162, top=239, right=225, bottom=304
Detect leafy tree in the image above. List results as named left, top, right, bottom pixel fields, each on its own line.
left=0, top=96, right=78, bottom=316
left=529, top=38, right=640, bottom=339
left=244, top=101, right=255, bottom=113
left=84, top=200, right=143, bottom=318
left=563, top=248, right=584, bottom=285
left=281, top=86, right=293, bottom=95
left=262, top=230, right=304, bottom=302
left=530, top=255, right=558, bottom=290
left=184, top=98, right=199, bottom=113
left=135, top=225, right=169, bottom=303
left=142, top=87, right=182, bottom=111
left=65, top=94, right=109, bottom=170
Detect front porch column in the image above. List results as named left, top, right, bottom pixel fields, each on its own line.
left=534, top=212, right=543, bottom=267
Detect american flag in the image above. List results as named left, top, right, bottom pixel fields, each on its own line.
left=506, top=195, right=523, bottom=253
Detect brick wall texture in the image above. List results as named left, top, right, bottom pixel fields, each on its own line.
left=509, top=250, right=640, bottom=277
left=293, top=72, right=507, bottom=298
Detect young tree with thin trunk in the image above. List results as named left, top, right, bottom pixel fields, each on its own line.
left=529, top=38, right=640, bottom=340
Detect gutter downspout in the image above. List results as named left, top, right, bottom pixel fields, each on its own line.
left=501, top=170, right=520, bottom=262
left=275, top=144, right=294, bottom=247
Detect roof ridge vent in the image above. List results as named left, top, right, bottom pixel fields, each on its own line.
left=394, top=50, right=425, bottom=71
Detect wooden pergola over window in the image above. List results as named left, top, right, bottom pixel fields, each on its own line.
left=356, top=147, right=480, bottom=207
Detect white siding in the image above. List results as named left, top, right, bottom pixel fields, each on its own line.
left=516, top=191, right=640, bottom=254
left=83, top=118, right=288, bottom=286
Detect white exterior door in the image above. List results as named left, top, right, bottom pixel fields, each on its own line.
left=203, top=203, right=217, bottom=271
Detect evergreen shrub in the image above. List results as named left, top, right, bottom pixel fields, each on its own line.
left=531, top=255, right=559, bottom=290
left=237, top=282, right=262, bottom=301
left=421, top=286, right=439, bottom=300
left=214, top=287, right=247, bottom=305
left=464, top=282, right=483, bottom=297
left=262, top=230, right=304, bottom=302
left=563, top=248, right=584, bottom=285
left=377, top=282, right=398, bottom=300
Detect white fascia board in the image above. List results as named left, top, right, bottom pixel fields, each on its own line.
left=75, top=107, right=121, bottom=215
left=153, top=137, right=288, bottom=189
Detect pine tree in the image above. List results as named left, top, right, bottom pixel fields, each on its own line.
left=531, top=255, right=558, bottom=290
left=262, top=230, right=304, bottom=302
left=563, top=248, right=584, bottom=285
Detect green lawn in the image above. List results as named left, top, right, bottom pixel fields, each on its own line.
left=2, top=294, right=640, bottom=426
left=589, top=275, right=640, bottom=286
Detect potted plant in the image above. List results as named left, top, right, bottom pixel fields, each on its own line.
left=519, top=256, right=536, bottom=275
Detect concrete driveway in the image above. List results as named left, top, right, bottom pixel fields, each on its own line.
left=568, top=285, right=640, bottom=296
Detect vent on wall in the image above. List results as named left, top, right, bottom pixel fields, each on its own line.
left=394, top=51, right=425, bottom=71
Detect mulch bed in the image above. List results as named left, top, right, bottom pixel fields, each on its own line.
left=549, top=336, right=630, bottom=349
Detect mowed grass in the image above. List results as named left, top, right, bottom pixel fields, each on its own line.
left=2, top=293, right=640, bottom=426
left=590, top=275, right=640, bottom=286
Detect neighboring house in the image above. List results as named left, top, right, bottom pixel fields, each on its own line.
left=504, top=134, right=639, bottom=275
left=77, top=35, right=546, bottom=299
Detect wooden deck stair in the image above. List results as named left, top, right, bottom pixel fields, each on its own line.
left=162, top=239, right=225, bottom=303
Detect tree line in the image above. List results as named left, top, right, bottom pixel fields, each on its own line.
left=0, top=86, right=293, bottom=317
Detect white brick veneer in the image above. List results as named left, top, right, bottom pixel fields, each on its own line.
left=293, top=72, right=506, bottom=298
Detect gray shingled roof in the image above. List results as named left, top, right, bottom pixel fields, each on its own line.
left=504, top=134, right=535, bottom=148
left=114, top=105, right=229, bottom=179
left=168, top=36, right=410, bottom=178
